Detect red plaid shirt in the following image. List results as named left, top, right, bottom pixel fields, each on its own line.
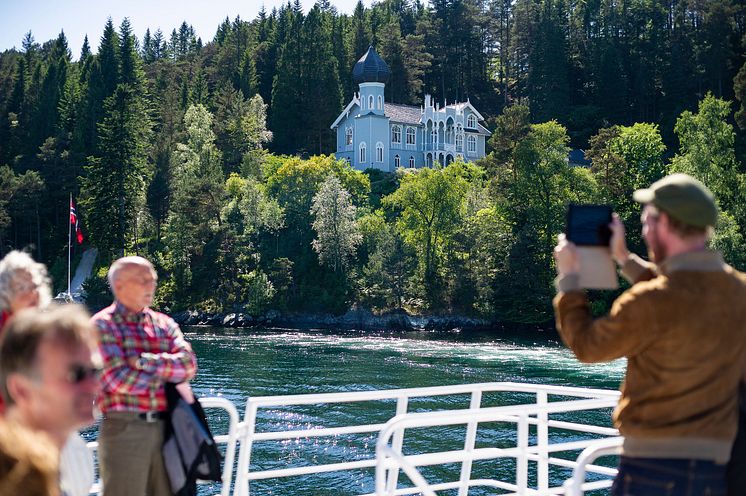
left=92, top=302, right=197, bottom=413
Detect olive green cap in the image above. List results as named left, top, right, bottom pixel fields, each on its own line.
left=633, top=173, right=718, bottom=228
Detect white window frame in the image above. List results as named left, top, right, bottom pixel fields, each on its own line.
left=455, top=132, right=463, bottom=151
left=409, top=156, right=415, bottom=168
left=431, top=130, right=438, bottom=147
left=467, top=135, right=477, bottom=153
left=392, top=125, right=402, bottom=144
left=406, top=127, right=416, bottom=145
left=368, top=95, right=374, bottom=110
left=394, top=154, right=400, bottom=168
left=360, top=142, right=367, bottom=163
left=345, top=127, right=353, bottom=146
left=467, top=114, right=477, bottom=129
left=376, top=142, right=384, bottom=162
left=378, top=95, right=383, bottom=110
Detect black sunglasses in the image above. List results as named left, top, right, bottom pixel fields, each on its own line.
left=67, top=364, right=102, bottom=384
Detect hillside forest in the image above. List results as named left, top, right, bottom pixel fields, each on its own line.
left=0, top=0, right=745, bottom=323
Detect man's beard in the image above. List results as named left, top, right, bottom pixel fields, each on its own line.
left=647, top=232, right=666, bottom=263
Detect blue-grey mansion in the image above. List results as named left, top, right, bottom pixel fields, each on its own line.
left=331, top=47, right=491, bottom=171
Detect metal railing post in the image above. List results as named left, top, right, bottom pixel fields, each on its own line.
left=457, top=390, right=482, bottom=496
left=235, top=403, right=258, bottom=496
left=536, top=391, right=549, bottom=492
left=516, top=413, right=529, bottom=495
left=385, top=395, right=409, bottom=494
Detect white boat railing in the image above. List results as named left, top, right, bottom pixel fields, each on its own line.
left=87, top=382, right=621, bottom=496
left=234, top=382, right=620, bottom=496
left=87, top=396, right=240, bottom=496
left=375, top=397, right=622, bottom=495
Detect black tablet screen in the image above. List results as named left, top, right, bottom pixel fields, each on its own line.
left=566, top=204, right=612, bottom=246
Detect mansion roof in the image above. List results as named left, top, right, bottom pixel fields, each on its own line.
left=385, top=103, right=422, bottom=124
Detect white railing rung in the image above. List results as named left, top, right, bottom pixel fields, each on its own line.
left=245, top=458, right=377, bottom=480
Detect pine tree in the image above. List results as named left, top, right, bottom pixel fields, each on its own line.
left=98, top=19, right=120, bottom=97
left=81, top=85, right=152, bottom=257
left=152, top=29, right=165, bottom=60
left=35, top=32, right=70, bottom=142
left=301, top=5, right=342, bottom=154
left=526, top=0, right=570, bottom=123
left=79, top=35, right=91, bottom=62
left=142, top=28, right=155, bottom=63
left=119, top=18, right=146, bottom=89
left=270, top=5, right=305, bottom=154
left=255, top=7, right=278, bottom=105
left=350, top=1, right=370, bottom=64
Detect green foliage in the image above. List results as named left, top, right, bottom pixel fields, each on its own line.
left=669, top=94, right=746, bottom=268
left=489, top=120, right=599, bottom=322
left=384, top=164, right=469, bottom=306
left=164, top=104, right=225, bottom=306
left=670, top=94, right=743, bottom=220
left=81, top=273, right=112, bottom=313
left=588, top=122, right=667, bottom=253
left=711, top=211, right=746, bottom=272
left=735, top=60, right=746, bottom=130
left=311, top=175, right=361, bottom=273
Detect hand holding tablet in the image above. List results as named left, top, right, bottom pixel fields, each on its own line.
left=565, top=204, right=619, bottom=290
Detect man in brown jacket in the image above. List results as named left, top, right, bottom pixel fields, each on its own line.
left=553, top=173, right=746, bottom=495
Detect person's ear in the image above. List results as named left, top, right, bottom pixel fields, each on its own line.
left=6, top=373, right=34, bottom=406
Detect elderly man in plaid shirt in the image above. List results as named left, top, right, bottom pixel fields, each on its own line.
left=92, top=256, right=196, bottom=496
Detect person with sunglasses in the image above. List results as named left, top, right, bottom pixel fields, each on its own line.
left=92, top=256, right=196, bottom=496
left=0, top=304, right=101, bottom=496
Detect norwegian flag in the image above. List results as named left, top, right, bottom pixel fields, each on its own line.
left=70, top=197, right=84, bottom=244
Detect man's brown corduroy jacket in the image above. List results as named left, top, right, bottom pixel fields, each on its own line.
left=554, top=250, right=746, bottom=463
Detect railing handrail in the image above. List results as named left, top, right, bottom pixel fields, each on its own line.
left=242, top=381, right=619, bottom=410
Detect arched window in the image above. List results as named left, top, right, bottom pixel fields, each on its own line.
left=368, top=95, right=374, bottom=110
left=376, top=142, right=384, bottom=162
left=392, top=125, right=402, bottom=144
left=409, top=156, right=415, bottom=168
left=345, top=127, right=353, bottom=146
left=431, top=130, right=438, bottom=146
left=467, top=114, right=477, bottom=129
left=360, top=142, right=367, bottom=163
left=377, top=95, right=383, bottom=110
left=394, top=155, right=400, bottom=168
left=455, top=132, right=463, bottom=151
left=467, top=135, right=477, bottom=153
left=406, top=127, right=416, bottom=145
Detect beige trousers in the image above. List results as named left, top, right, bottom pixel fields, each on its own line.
left=98, top=413, right=172, bottom=496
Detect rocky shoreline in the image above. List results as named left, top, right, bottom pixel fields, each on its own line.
left=170, top=307, right=557, bottom=335
left=171, top=307, right=501, bottom=332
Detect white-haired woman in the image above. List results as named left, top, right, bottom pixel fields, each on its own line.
left=0, top=250, right=52, bottom=331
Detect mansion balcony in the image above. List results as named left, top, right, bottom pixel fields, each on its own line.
left=423, top=142, right=462, bottom=153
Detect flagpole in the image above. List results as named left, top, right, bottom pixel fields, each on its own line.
left=68, top=193, right=72, bottom=300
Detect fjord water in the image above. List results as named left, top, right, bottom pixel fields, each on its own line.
left=185, top=327, right=625, bottom=495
